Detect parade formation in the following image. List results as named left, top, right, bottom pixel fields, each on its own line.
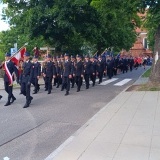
left=0, top=49, right=150, bottom=108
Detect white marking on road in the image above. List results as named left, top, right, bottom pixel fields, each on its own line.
left=114, top=79, right=132, bottom=86
left=99, top=78, right=118, bottom=85
left=3, top=157, right=10, bottom=160
left=44, top=136, right=74, bottom=160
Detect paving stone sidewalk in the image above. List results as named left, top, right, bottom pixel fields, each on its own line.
left=45, top=91, right=160, bottom=160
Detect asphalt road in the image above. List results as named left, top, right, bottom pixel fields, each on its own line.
left=0, top=67, right=148, bottom=160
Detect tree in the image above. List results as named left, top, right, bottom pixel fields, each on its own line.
left=91, top=0, right=141, bottom=52
left=141, top=0, right=160, bottom=83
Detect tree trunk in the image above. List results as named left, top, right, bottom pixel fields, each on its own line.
left=149, top=24, right=160, bottom=83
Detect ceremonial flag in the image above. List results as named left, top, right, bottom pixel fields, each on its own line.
left=11, top=47, right=26, bottom=66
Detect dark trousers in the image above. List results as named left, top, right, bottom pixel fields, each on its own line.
left=113, top=68, right=117, bottom=76
left=62, top=76, right=70, bottom=92
left=32, top=77, right=39, bottom=92
left=43, top=77, right=47, bottom=89
left=90, top=74, right=96, bottom=86
left=84, top=74, right=90, bottom=88
left=107, top=68, right=113, bottom=79
left=122, top=65, right=128, bottom=73
left=46, top=77, right=52, bottom=92
left=98, top=71, right=103, bottom=83
left=57, top=75, right=62, bottom=87
left=54, top=77, right=57, bottom=86
left=76, top=76, right=82, bottom=90
left=4, top=81, right=15, bottom=101
left=130, top=65, right=133, bottom=71
left=21, top=81, right=31, bottom=102
left=70, top=77, right=75, bottom=87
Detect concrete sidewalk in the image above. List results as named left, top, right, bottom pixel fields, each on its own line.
left=45, top=91, right=160, bottom=160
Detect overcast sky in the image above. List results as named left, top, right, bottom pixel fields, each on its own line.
left=0, top=3, right=10, bottom=32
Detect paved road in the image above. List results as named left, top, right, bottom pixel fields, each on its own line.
left=0, top=67, right=148, bottom=160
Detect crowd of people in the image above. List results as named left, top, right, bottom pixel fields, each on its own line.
left=0, top=52, right=150, bottom=108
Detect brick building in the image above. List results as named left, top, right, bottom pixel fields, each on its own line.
left=122, top=12, right=153, bottom=57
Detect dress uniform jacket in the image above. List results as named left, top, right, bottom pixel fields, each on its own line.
left=84, top=61, right=91, bottom=75
left=74, top=61, right=84, bottom=76
left=21, top=61, right=34, bottom=83
left=62, top=61, right=72, bottom=77
left=45, top=61, right=56, bottom=77
left=2, top=61, right=19, bottom=82
left=33, top=62, right=41, bottom=78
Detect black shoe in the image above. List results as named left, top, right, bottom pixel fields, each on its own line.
left=11, top=97, right=16, bottom=104
left=86, top=87, right=89, bottom=89
left=92, top=83, right=95, bottom=87
left=56, top=85, right=59, bottom=88
left=23, top=103, right=29, bottom=108
left=77, top=89, right=80, bottom=92
left=4, top=101, right=11, bottom=106
left=0, top=95, right=2, bottom=100
left=45, top=89, right=48, bottom=91
left=65, top=92, right=69, bottom=96
left=71, top=86, right=74, bottom=88
left=61, top=88, right=64, bottom=91
left=48, top=91, right=51, bottom=94
left=28, top=96, right=33, bottom=105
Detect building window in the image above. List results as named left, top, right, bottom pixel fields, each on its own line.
left=143, top=38, right=148, bottom=49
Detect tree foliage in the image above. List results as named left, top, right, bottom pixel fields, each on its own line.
left=1, top=0, right=142, bottom=56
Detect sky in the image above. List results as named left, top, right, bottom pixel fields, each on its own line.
left=0, top=3, right=10, bottom=32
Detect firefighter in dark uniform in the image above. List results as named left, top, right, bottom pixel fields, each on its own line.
left=42, top=56, right=47, bottom=90
left=128, top=56, right=134, bottom=72
left=0, top=53, right=19, bottom=106
left=90, top=56, right=97, bottom=87
left=84, top=55, right=91, bottom=89
left=74, top=54, right=83, bottom=92
left=55, top=56, right=63, bottom=88
left=61, top=53, right=72, bottom=96
left=113, top=56, right=119, bottom=76
left=70, top=55, right=76, bottom=88
left=20, top=52, right=34, bottom=108
left=122, top=56, right=128, bottom=73
left=43, top=54, right=56, bottom=94
left=53, top=56, right=58, bottom=86
left=32, top=56, right=41, bottom=94
left=97, top=55, right=106, bottom=84
left=106, top=56, right=114, bottom=79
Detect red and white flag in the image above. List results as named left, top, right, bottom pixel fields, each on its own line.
left=11, top=47, right=26, bottom=66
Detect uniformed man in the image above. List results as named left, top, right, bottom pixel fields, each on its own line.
left=122, top=56, right=129, bottom=73
left=42, top=54, right=56, bottom=94
left=84, top=55, right=91, bottom=89
left=55, top=56, right=62, bottom=88
left=53, top=56, right=58, bottom=86
left=20, top=52, right=34, bottom=108
left=128, top=56, right=134, bottom=72
left=61, top=53, right=72, bottom=96
left=70, top=55, right=76, bottom=88
left=0, top=53, right=19, bottom=106
left=42, top=56, right=48, bottom=90
left=90, top=56, right=97, bottom=87
left=32, top=56, right=41, bottom=94
left=106, top=56, right=114, bottom=79
left=74, top=54, right=83, bottom=92
left=97, top=55, right=106, bottom=84
left=113, top=56, right=119, bottom=76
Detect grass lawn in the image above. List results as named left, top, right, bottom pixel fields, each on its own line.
left=142, top=68, right=151, bottom=78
